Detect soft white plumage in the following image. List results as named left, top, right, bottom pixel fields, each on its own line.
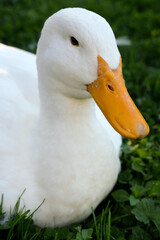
left=0, top=8, right=122, bottom=227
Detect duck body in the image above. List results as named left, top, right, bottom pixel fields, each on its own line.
left=0, top=43, right=121, bottom=226
left=0, top=8, right=149, bottom=227
left=30, top=99, right=121, bottom=226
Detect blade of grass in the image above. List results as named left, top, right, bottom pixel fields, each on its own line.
left=107, top=209, right=111, bottom=240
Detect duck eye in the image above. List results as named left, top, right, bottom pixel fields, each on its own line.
left=70, top=36, right=79, bottom=46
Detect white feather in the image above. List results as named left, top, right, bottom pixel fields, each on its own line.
left=0, top=8, right=122, bottom=227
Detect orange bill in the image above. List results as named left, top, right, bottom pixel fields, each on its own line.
left=87, top=56, right=149, bottom=139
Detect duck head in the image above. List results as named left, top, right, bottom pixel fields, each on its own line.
left=37, top=8, right=149, bottom=140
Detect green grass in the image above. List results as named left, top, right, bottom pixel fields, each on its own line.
left=0, top=0, right=160, bottom=239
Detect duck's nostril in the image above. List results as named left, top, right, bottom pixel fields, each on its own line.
left=107, top=84, right=114, bottom=91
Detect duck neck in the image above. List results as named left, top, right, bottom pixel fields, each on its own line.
left=38, top=76, right=96, bottom=121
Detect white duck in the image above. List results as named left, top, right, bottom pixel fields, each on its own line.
left=0, top=8, right=149, bottom=227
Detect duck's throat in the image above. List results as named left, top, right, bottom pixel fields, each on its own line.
left=39, top=80, right=95, bottom=120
